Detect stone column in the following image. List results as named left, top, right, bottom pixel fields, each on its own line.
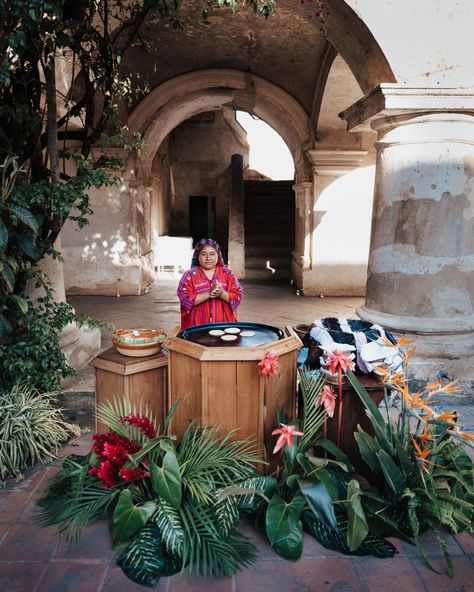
left=358, top=113, right=474, bottom=388
left=291, top=181, right=313, bottom=289
left=228, top=154, right=245, bottom=277
left=29, top=237, right=101, bottom=374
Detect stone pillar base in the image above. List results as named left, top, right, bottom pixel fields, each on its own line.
left=358, top=306, right=474, bottom=399
left=60, top=322, right=101, bottom=374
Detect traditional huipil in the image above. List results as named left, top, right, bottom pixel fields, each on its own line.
left=177, top=240, right=243, bottom=329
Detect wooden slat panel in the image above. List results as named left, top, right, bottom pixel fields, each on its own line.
left=168, top=351, right=202, bottom=441
left=204, top=361, right=237, bottom=438
left=236, top=361, right=264, bottom=462
left=128, top=367, right=167, bottom=430
left=95, top=369, right=126, bottom=433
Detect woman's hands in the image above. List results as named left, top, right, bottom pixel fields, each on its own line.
left=210, top=280, right=230, bottom=303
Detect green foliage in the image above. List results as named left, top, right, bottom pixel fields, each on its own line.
left=0, top=383, right=80, bottom=481
left=38, top=400, right=268, bottom=584
left=346, top=363, right=474, bottom=574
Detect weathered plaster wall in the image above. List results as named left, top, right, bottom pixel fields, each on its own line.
left=62, top=157, right=154, bottom=296
left=168, top=109, right=249, bottom=251
left=150, top=137, right=172, bottom=237
left=344, top=0, right=474, bottom=88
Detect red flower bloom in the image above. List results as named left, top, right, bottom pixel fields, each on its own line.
left=271, top=424, right=304, bottom=454
left=102, top=442, right=128, bottom=467
left=320, top=385, right=337, bottom=418
left=258, top=350, right=280, bottom=377
left=121, top=414, right=157, bottom=439
left=325, top=350, right=355, bottom=375
left=120, top=467, right=149, bottom=481
left=96, top=460, right=120, bottom=488
left=92, top=432, right=141, bottom=456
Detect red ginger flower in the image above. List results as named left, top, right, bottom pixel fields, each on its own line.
left=92, top=432, right=141, bottom=456
left=258, top=350, right=280, bottom=377
left=96, top=460, right=121, bottom=488
left=120, top=467, right=149, bottom=481
left=271, top=423, right=304, bottom=454
left=102, top=442, right=129, bottom=467
left=121, top=414, right=157, bottom=439
left=325, top=350, right=355, bottom=375
left=320, top=385, right=337, bottom=418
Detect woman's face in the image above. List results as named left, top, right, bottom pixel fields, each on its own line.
left=198, top=245, right=218, bottom=270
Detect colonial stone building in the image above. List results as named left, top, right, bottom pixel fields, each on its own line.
left=53, top=0, right=474, bottom=388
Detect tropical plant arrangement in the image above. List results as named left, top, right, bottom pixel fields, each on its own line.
left=37, top=400, right=276, bottom=587
left=0, top=383, right=80, bottom=483
left=257, top=337, right=473, bottom=576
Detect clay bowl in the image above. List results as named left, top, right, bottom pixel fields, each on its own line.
left=112, top=328, right=167, bottom=357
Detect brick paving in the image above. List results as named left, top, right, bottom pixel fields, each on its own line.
left=1, top=277, right=473, bottom=591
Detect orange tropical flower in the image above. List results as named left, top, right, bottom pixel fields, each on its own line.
left=324, top=350, right=355, bottom=375
left=431, top=411, right=457, bottom=425
left=258, top=350, right=280, bottom=377
left=412, top=437, right=434, bottom=473
left=402, top=346, right=416, bottom=364
left=448, top=427, right=474, bottom=441
left=320, top=385, right=337, bottom=418
left=409, top=391, right=434, bottom=415
left=440, top=381, right=461, bottom=394
left=271, top=424, right=304, bottom=454
left=425, top=379, right=442, bottom=392
left=397, top=335, right=416, bottom=346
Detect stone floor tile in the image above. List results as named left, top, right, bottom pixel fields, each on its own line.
left=0, top=492, right=33, bottom=524
left=35, top=561, right=108, bottom=592
left=17, top=496, right=42, bottom=524
left=412, top=556, right=474, bottom=591
left=0, top=522, right=11, bottom=543
left=236, top=558, right=361, bottom=592
left=0, top=562, right=47, bottom=592
left=100, top=563, right=168, bottom=592
left=455, top=531, right=474, bottom=555
left=402, top=531, right=464, bottom=558
left=0, top=524, right=59, bottom=561
left=167, top=572, right=233, bottom=592
left=353, top=556, right=428, bottom=592
left=53, top=520, right=113, bottom=561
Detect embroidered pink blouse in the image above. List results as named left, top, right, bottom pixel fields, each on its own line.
left=177, top=266, right=243, bottom=329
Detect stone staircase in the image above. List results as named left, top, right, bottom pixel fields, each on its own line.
left=244, top=180, right=295, bottom=282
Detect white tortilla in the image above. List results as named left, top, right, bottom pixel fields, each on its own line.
left=224, top=327, right=241, bottom=334
left=240, top=330, right=256, bottom=337
left=221, top=334, right=238, bottom=341
left=209, top=329, right=225, bottom=336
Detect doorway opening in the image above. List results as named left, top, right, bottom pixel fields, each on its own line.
left=189, top=195, right=216, bottom=246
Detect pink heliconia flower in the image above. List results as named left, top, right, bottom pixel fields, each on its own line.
left=325, top=350, right=355, bottom=375
left=258, top=350, right=280, bottom=377
left=271, top=424, right=304, bottom=454
left=320, top=385, right=337, bottom=418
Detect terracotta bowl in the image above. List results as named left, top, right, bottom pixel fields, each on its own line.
left=112, top=328, right=167, bottom=357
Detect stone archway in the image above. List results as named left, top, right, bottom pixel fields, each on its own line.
left=127, top=69, right=313, bottom=185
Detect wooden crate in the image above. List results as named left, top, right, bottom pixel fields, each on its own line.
left=90, top=347, right=168, bottom=433
left=166, top=326, right=302, bottom=471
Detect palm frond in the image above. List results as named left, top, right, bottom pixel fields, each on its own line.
left=96, top=399, right=160, bottom=445
left=178, top=424, right=261, bottom=503
left=298, top=368, right=329, bottom=450
left=178, top=502, right=257, bottom=576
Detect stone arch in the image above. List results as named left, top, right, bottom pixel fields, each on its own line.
left=127, top=69, right=313, bottom=183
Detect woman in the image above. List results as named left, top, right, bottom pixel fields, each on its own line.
left=177, top=238, right=243, bottom=329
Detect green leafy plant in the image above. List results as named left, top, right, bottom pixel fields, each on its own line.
left=0, top=383, right=80, bottom=481
left=257, top=367, right=398, bottom=561
left=37, top=400, right=274, bottom=587
left=344, top=337, right=474, bottom=575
